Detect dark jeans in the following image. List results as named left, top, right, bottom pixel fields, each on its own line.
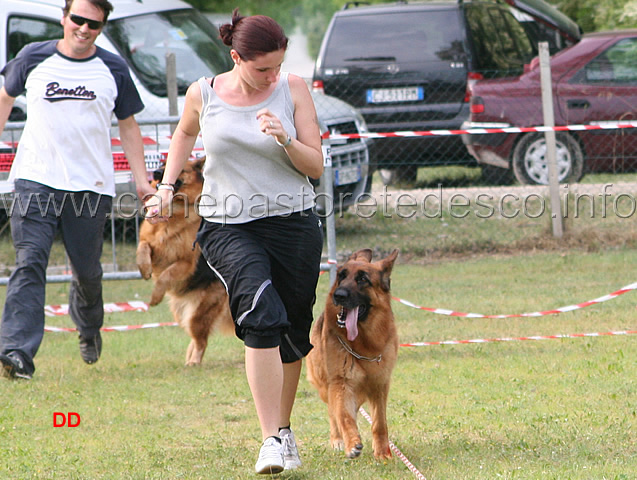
left=0, top=180, right=112, bottom=374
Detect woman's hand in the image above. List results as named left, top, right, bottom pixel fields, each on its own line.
left=142, top=188, right=174, bottom=223
left=256, top=75, right=324, bottom=180
left=257, top=108, right=289, bottom=146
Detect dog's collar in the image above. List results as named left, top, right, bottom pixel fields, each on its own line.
left=337, top=336, right=382, bottom=363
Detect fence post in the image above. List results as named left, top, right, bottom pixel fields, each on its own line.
left=538, top=41, right=564, bottom=238
left=321, top=137, right=338, bottom=285
left=111, top=213, right=118, bottom=272
left=166, top=52, right=178, bottom=135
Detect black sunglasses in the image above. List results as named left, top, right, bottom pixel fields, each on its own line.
left=69, top=13, right=104, bottom=30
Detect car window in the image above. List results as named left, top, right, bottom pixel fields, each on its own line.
left=7, top=15, right=64, bottom=61
left=104, top=9, right=232, bottom=97
left=322, top=10, right=465, bottom=65
left=520, top=20, right=572, bottom=54
left=577, top=37, right=637, bottom=84
left=466, top=6, right=534, bottom=75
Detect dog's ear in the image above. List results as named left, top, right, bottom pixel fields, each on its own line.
left=349, top=248, right=373, bottom=263
left=193, top=156, right=206, bottom=171
left=193, top=157, right=206, bottom=182
left=378, top=249, right=399, bottom=292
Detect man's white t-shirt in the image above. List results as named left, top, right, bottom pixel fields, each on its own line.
left=1, top=40, right=144, bottom=196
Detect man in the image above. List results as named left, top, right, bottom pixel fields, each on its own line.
left=0, top=0, right=155, bottom=380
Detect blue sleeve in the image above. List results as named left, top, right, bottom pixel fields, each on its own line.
left=96, top=47, right=145, bottom=119
left=0, top=41, right=58, bottom=97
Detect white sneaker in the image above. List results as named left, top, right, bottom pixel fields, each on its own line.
left=280, top=428, right=302, bottom=470
left=255, top=437, right=284, bottom=475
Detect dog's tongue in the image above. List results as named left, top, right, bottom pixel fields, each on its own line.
left=345, top=306, right=359, bottom=341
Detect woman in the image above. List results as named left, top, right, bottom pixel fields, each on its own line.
left=145, top=9, right=323, bottom=475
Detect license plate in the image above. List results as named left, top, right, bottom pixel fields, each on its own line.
left=335, top=166, right=361, bottom=186
left=366, top=86, right=424, bottom=104
left=144, top=152, right=164, bottom=170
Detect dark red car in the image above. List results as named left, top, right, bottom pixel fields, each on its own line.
left=462, top=30, right=637, bottom=185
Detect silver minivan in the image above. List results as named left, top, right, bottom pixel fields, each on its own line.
left=0, top=0, right=371, bottom=213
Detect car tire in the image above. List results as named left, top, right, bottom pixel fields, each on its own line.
left=480, top=164, right=513, bottom=185
left=512, top=133, right=584, bottom=185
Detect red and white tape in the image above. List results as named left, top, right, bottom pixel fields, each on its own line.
left=42, top=280, right=637, bottom=351
left=321, top=121, right=637, bottom=140
left=43, top=301, right=173, bottom=333
left=45, top=322, right=179, bottom=333
left=392, top=281, right=637, bottom=318
left=400, top=329, right=637, bottom=348
left=44, top=301, right=149, bottom=317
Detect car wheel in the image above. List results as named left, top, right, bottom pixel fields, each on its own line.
left=512, top=133, right=584, bottom=185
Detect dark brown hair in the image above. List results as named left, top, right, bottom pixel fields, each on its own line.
left=63, top=0, right=114, bottom=23
left=219, top=8, right=288, bottom=61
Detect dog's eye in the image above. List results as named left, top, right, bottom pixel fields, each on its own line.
left=356, top=271, right=371, bottom=286
left=153, top=170, right=164, bottom=181
left=337, top=269, right=348, bottom=282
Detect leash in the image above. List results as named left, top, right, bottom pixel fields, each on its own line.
left=359, top=407, right=427, bottom=480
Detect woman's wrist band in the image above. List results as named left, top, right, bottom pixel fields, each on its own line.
left=156, top=183, right=175, bottom=191
left=275, top=135, right=292, bottom=147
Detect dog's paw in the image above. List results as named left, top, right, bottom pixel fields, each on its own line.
left=149, top=291, right=165, bottom=306
left=330, top=439, right=344, bottom=451
left=138, top=264, right=152, bottom=280
left=346, top=443, right=364, bottom=459
left=136, top=244, right=153, bottom=279
left=373, top=446, right=392, bottom=460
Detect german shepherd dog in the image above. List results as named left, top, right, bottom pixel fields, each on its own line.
left=136, top=157, right=232, bottom=366
left=306, top=248, right=399, bottom=460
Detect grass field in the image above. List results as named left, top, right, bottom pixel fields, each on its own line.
left=1, top=246, right=635, bottom=479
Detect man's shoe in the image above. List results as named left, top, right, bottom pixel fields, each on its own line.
left=79, top=332, right=102, bottom=364
left=0, top=352, right=32, bottom=380
left=255, top=436, right=284, bottom=475
left=280, top=428, right=302, bottom=470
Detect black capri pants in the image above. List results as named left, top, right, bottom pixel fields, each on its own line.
left=196, top=210, right=323, bottom=363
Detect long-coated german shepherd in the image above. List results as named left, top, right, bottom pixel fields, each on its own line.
left=136, top=158, right=233, bottom=366
left=306, top=248, right=399, bottom=460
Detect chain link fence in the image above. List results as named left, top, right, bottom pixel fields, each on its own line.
left=317, top=37, right=637, bottom=260
left=320, top=67, right=637, bottom=187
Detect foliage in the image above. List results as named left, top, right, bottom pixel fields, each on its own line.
left=553, top=0, right=637, bottom=32
left=186, top=0, right=302, bottom=36
left=185, top=0, right=388, bottom=59
left=186, top=0, right=637, bottom=60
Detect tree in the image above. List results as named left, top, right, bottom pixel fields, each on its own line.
left=186, top=0, right=637, bottom=60
left=551, top=0, right=637, bottom=32
left=186, top=0, right=300, bottom=34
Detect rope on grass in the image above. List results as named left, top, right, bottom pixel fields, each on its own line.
left=358, top=406, right=426, bottom=480
left=392, top=281, right=637, bottom=318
